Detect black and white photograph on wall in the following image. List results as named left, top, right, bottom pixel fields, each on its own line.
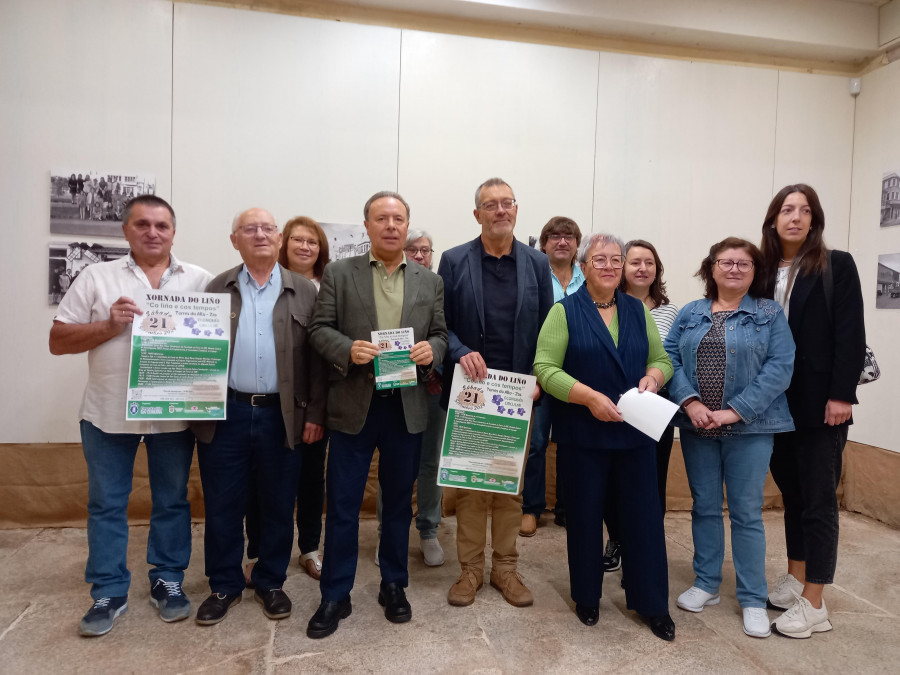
left=50, top=169, right=155, bottom=238
left=881, top=170, right=900, bottom=227
left=876, top=252, right=900, bottom=309
left=321, top=223, right=370, bottom=260
left=48, top=241, right=130, bottom=306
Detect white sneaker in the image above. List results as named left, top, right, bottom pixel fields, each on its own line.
left=768, top=573, right=804, bottom=611
left=374, top=542, right=380, bottom=567
left=677, top=586, right=720, bottom=613
left=773, top=594, right=833, bottom=639
left=420, top=538, right=444, bottom=567
left=742, top=607, right=771, bottom=638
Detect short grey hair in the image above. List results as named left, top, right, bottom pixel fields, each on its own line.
left=578, top=233, right=625, bottom=264
left=364, top=191, right=410, bottom=220
left=405, top=228, right=433, bottom=248
left=474, top=177, right=514, bottom=207
left=231, top=211, right=243, bottom=233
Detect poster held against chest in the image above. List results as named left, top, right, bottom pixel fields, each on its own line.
left=437, top=364, right=535, bottom=494
left=126, top=290, right=230, bottom=420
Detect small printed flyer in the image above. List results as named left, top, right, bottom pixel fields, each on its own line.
left=372, top=327, right=417, bottom=391
left=437, top=364, right=535, bottom=494
left=126, top=290, right=231, bottom=420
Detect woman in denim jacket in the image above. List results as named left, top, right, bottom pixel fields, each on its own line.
left=664, top=237, right=795, bottom=639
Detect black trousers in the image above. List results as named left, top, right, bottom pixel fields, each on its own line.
left=770, top=425, right=848, bottom=585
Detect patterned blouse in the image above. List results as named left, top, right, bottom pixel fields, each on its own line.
left=695, top=310, right=735, bottom=437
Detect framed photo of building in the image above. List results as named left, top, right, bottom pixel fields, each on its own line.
left=49, top=241, right=130, bottom=305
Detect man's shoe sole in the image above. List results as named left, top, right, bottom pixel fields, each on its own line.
left=79, top=603, right=128, bottom=637
left=149, top=596, right=191, bottom=623
left=306, top=604, right=352, bottom=639
left=772, top=619, right=833, bottom=639
left=195, top=595, right=241, bottom=625
left=255, top=592, right=291, bottom=620
left=489, top=580, right=534, bottom=607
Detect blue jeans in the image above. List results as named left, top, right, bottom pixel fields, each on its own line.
left=80, top=420, right=194, bottom=599
left=321, top=394, right=421, bottom=602
left=681, top=431, right=773, bottom=608
left=376, top=392, right=444, bottom=539
left=197, top=400, right=301, bottom=595
left=522, top=398, right=555, bottom=517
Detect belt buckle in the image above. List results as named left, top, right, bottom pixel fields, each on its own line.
left=250, top=394, right=265, bottom=407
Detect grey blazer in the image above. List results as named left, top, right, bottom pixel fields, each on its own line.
left=309, top=254, right=448, bottom=435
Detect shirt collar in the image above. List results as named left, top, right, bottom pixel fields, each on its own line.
left=368, top=250, right=408, bottom=269
left=125, top=252, right=183, bottom=287
left=479, top=237, right=517, bottom=260
left=238, top=262, right=281, bottom=290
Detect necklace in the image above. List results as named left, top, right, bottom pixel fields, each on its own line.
left=593, top=297, right=616, bottom=309
left=780, top=258, right=793, bottom=264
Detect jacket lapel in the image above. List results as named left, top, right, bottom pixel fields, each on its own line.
left=466, top=240, right=486, bottom=331
left=400, top=262, right=420, bottom=327
left=351, top=255, right=379, bottom=330
left=787, top=272, right=814, bottom=332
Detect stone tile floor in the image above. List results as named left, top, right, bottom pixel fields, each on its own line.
left=0, top=510, right=897, bottom=673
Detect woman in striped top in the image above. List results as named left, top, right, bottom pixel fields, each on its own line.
left=602, top=240, right=679, bottom=574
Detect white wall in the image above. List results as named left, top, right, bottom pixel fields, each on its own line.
left=848, top=60, right=900, bottom=451
left=1, top=0, right=881, bottom=448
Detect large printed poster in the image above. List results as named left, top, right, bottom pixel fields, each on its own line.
left=126, top=290, right=231, bottom=420
left=437, top=364, right=535, bottom=494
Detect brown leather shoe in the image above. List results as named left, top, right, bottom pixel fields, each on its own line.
left=448, top=569, right=483, bottom=606
left=519, top=514, right=537, bottom=537
left=490, top=569, right=534, bottom=607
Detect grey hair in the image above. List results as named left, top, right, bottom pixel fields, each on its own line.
left=474, top=177, right=514, bottom=207
left=231, top=211, right=243, bottom=233
left=405, top=228, right=433, bottom=247
left=578, top=233, right=625, bottom=263
left=364, top=191, right=410, bottom=220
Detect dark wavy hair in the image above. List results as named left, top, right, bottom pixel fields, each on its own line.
left=619, top=239, right=670, bottom=307
left=697, top=237, right=766, bottom=300
left=279, top=216, right=330, bottom=280
left=759, top=184, right=828, bottom=297
left=538, top=216, right=582, bottom=264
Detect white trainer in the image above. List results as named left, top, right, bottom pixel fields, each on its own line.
left=420, top=538, right=445, bottom=567
left=677, top=586, right=720, bottom=613
left=768, top=573, right=804, bottom=611
left=773, top=595, right=833, bottom=639
left=743, top=607, right=771, bottom=638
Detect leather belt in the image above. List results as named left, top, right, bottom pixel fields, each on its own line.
left=227, top=388, right=281, bottom=407
left=374, top=388, right=396, bottom=398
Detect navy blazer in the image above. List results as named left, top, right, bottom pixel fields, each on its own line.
left=778, top=250, right=865, bottom=428
left=437, top=236, right=553, bottom=405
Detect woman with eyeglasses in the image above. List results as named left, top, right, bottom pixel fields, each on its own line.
left=245, top=216, right=331, bottom=583
left=664, top=237, right=795, bottom=639
left=534, top=233, right=675, bottom=641
left=759, top=185, right=865, bottom=639
left=601, top=239, right=679, bottom=573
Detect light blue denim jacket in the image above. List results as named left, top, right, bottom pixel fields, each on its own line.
left=663, top=295, right=795, bottom=433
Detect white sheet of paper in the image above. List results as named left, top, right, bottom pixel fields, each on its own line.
left=617, top=387, right=679, bottom=441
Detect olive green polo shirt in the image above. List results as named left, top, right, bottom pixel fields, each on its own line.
left=369, top=251, right=407, bottom=330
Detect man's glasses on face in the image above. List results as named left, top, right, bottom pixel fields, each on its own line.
left=590, top=255, right=625, bottom=269
left=478, top=199, right=517, bottom=212
left=548, top=234, right=575, bottom=243
left=405, top=247, right=432, bottom=256
left=238, top=223, right=278, bottom=236
left=715, top=259, right=754, bottom=273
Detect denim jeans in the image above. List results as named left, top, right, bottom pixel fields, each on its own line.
left=770, top=425, right=847, bottom=584
left=80, top=420, right=194, bottom=599
left=197, top=400, right=301, bottom=595
left=376, top=392, right=444, bottom=539
left=321, top=394, right=421, bottom=602
left=521, top=398, right=555, bottom=517
left=681, top=431, right=773, bottom=608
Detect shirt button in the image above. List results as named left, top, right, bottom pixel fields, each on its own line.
left=730, top=349, right=735, bottom=353
left=729, top=326, right=734, bottom=330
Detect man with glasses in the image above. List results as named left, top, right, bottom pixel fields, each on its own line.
left=192, top=207, right=326, bottom=626
left=437, top=177, right=553, bottom=608
left=306, top=192, right=447, bottom=639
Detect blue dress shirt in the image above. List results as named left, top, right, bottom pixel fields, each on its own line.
left=228, top=264, right=281, bottom=394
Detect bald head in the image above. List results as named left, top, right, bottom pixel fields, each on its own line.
left=230, top=208, right=282, bottom=271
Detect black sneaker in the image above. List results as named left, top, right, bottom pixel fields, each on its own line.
left=601, top=540, right=621, bottom=572
left=150, top=579, right=191, bottom=622
left=79, top=596, right=128, bottom=636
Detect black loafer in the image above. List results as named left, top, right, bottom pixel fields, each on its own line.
left=255, top=588, right=291, bottom=620
left=378, top=582, right=412, bottom=624
left=575, top=603, right=599, bottom=626
left=553, top=512, right=567, bottom=528
left=307, top=598, right=352, bottom=639
left=643, top=613, right=675, bottom=641
left=196, top=592, right=242, bottom=625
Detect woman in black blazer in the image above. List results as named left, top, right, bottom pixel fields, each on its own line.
left=759, top=184, right=866, bottom=639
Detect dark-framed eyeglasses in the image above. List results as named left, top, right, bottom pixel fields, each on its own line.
left=548, top=234, right=576, bottom=242
left=405, top=246, right=433, bottom=256
left=715, top=259, right=754, bottom=273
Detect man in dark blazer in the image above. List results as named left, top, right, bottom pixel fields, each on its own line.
left=305, top=191, right=448, bottom=639
left=437, top=177, right=553, bottom=608
left=192, top=208, right=326, bottom=626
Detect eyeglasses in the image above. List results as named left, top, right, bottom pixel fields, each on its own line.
left=715, top=259, right=754, bottom=273
left=405, top=246, right=432, bottom=256
left=289, top=236, right=319, bottom=247
left=548, top=234, right=575, bottom=242
left=238, top=223, right=278, bottom=236
left=590, top=255, right=624, bottom=269
left=478, top=199, right=517, bottom=212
